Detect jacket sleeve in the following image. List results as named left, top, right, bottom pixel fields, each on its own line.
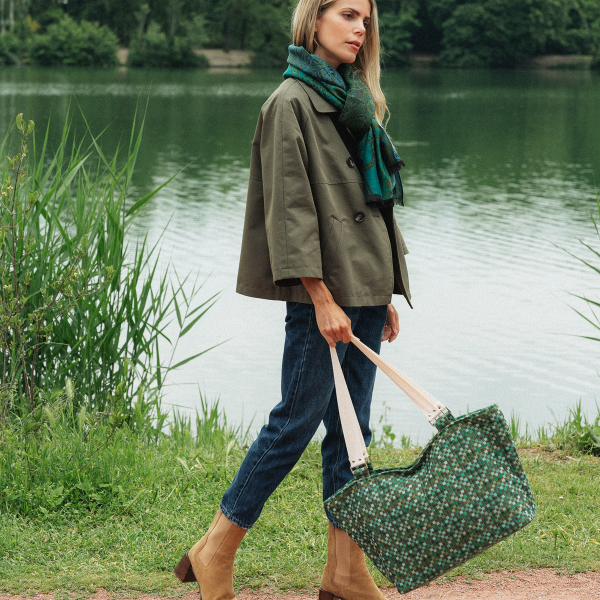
left=260, top=88, right=323, bottom=287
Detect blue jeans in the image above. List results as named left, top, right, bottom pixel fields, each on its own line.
left=220, top=302, right=387, bottom=529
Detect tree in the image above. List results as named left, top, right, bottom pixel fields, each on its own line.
left=378, top=0, right=420, bottom=66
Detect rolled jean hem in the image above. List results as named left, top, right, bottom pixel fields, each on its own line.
left=219, top=502, right=253, bottom=530
left=221, top=503, right=339, bottom=531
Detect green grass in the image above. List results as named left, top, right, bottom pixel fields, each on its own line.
left=0, top=436, right=599, bottom=595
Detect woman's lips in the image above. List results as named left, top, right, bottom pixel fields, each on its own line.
left=347, top=42, right=361, bottom=51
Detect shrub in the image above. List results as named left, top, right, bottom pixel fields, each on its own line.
left=0, top=32, right=21, bottom=66
left=29, top=15, right=117, bottom=67
left=128, top=22, right=208, bottom=69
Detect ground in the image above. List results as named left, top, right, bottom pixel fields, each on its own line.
left=2, top=570, right=600, bottom=600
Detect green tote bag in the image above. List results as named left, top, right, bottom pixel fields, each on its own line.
left=325, top=335, right=537, bottom=595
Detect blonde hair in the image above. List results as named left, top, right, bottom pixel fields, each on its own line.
left=291, top=0, right=389, bottom=125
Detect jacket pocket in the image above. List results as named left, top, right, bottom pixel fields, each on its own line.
left=321, top=216, right=343, bottom=266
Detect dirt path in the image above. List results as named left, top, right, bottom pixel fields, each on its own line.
left=2, top=570, right=600, bottom=600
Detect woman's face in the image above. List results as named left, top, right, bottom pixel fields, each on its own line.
left=314, top=0, right=371, bottom=69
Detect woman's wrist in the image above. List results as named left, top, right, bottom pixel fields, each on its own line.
left=301, top=277, right=351, bottom=346
left=300, top=277, right=335, bottom=307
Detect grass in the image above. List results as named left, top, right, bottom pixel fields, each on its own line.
left=0, top=401, right=599, bottom=595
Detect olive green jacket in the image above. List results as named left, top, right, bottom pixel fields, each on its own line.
left=236, top=78, right=411, bottom=308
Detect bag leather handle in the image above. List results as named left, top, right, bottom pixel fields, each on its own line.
left=329, top=336, right=450, bottom=471
left=330, top=347, right=370, bottom=470
left=350, top=335, right=448, bottom=424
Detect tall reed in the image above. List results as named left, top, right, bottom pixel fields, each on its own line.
left=0, top=108, right=215, bottom=422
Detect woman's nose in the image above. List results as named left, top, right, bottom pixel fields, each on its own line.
left=354, top=22, right=366, bottom=36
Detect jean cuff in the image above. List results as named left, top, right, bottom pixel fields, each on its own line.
left=219, top=502, right=254, bottom=530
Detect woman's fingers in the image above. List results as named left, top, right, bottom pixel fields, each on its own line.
left=315, top=303, right=351, bottom=347
left=301, top=277, right=351, bottom=346
left=382, top=304, right=399, bottom=343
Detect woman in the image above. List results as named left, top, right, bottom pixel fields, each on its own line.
left=174, top=1, right=411, bottom=599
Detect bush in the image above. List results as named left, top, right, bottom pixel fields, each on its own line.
left=29, top=15, right=117, bottom=67
left=0, top=32, right=21, bottom=66
left=128, top=22, right=208, bottom=68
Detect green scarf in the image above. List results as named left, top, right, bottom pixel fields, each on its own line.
left=283, top=45, right=404, bottom=207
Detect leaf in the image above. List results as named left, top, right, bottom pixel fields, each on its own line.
left=174, top=296, right=183, bottom=329
left=168, top=342, right=226, bottom=370
left=180, top=306, right=212, bottom=337
left=53, top=154, right=91, bottom=199
left=122, top=488, right=145, bottom=511
left=125, top=170, right=182, bottom=217
left=176, top=456, right=190, bottom=472
left=49, top=485, right=64, bottom=498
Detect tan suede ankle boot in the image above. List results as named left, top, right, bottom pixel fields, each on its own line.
left=319, top=522, right=385, bottom=600
left=173, top=510, right=247, bottom=600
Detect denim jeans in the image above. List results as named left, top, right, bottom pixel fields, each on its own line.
left=219, top=301, right=388, bottom=529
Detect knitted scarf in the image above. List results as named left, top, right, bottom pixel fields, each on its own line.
left=283, top=45, right=404, bottom=207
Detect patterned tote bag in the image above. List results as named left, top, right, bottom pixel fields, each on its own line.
left=325, top=335, right=537, bottom=594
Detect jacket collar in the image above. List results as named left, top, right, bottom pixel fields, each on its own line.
left=297, top=80, right=339, bottom=114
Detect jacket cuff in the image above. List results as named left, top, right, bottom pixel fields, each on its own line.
left=272, top=266, right=323, bottom=288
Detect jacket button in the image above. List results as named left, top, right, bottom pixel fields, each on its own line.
left=346, top=157, right=355, bottom=168
left=354, top=211, right=365, bottom=223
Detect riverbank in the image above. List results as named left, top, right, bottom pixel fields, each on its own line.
left=1, top=445, right=598, bottom=595
left=115, top=47, right=596, bottom=70
left=410, top=53, right=594, bottom=69
left=116, top=47, right=254, bottom=68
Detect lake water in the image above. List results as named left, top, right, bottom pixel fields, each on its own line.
left=0, top=66, right=599, bottom=443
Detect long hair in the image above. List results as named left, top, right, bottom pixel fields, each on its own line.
left=291, top=0, right=389, bottom=125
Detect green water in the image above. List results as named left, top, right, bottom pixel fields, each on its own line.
left=0, top=66, right=599, bottom=440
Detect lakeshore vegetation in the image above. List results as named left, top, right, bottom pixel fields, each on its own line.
left=0, top=1, right=600, bottom=69
left=0, top=113, right=598, bottom=592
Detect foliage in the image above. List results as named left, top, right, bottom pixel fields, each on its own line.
left=128, top=22, right=208, bottom=68
left=0, top=32, right=21, bottom=66
left=2, top=0, right=600, bottom=71
left=438, top=0, right=546, bottom=67
left=0, top=109, right=214, bottom=422
left=28, top=15, right=118, bottom=67
left=371, top=403, right=412, bottom=449
left=510, top=402, right=600, bottom=457
left=0, top=115, right=106, bottom=417
left=427, top=0, right=600, bottom=66
left=591, top=45, right=600, bottom=69
left=378, top=0, right=421, bottom=67
left=247, top=6, right=290, bottom=67
left=550, top=402, right=600, bottom=457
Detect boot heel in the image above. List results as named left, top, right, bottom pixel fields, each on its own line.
left=319, top=589, right=344, bottom=600
left=174, top=552, right=197, bottom=583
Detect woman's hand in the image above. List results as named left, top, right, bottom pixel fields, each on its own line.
left=301, top=277, right=351, bottom=347
left=382, top=303, right=399, bottom=343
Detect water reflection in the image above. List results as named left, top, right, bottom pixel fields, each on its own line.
left=0, top=66, right=598, bottom=443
